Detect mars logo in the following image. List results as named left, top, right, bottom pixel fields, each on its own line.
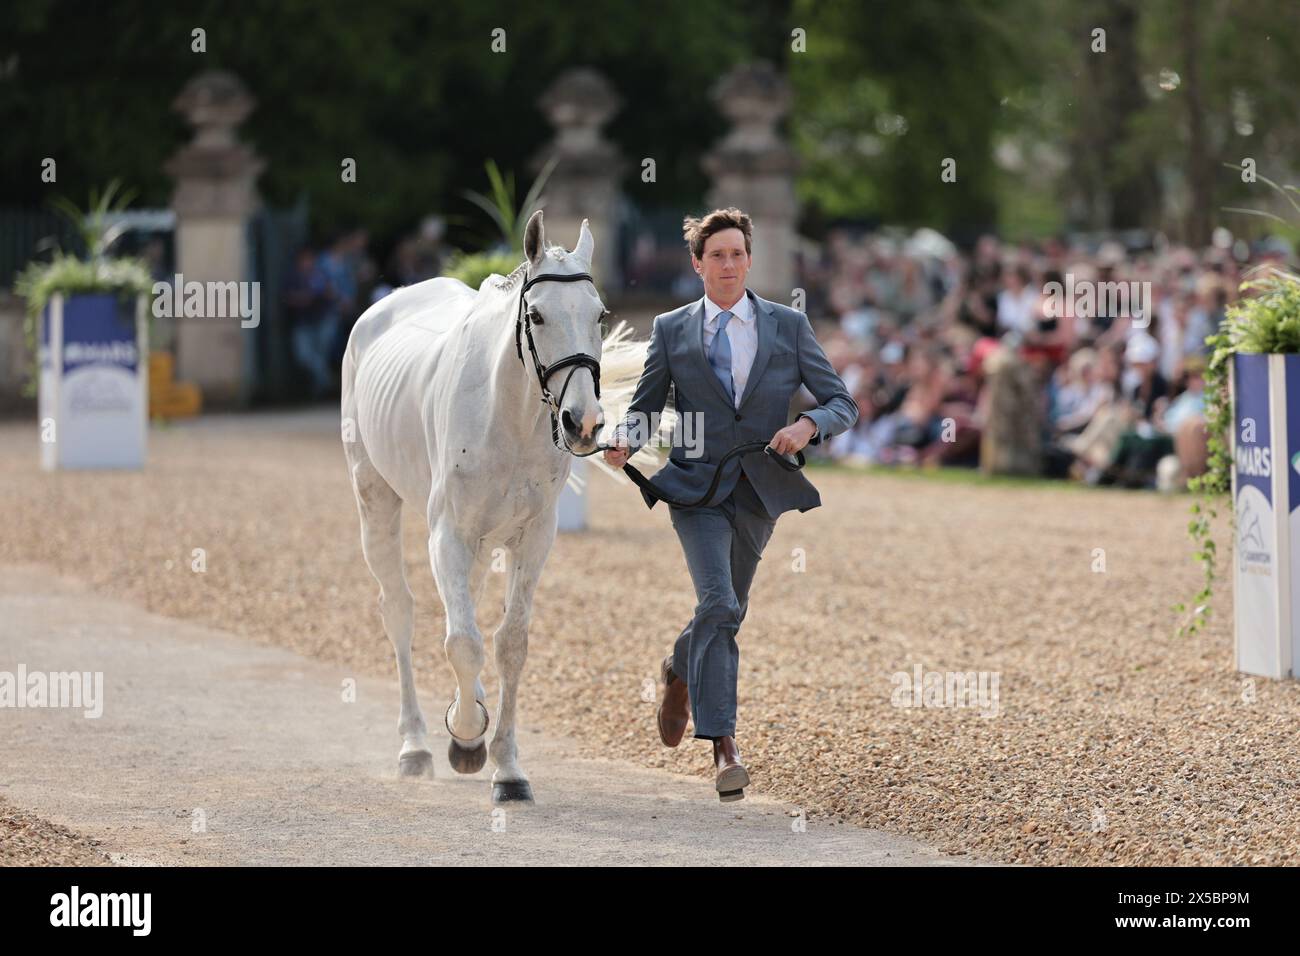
left=63, top=340, right=138, bottom=371
left=1235, top=444, right=1272, bottom=478
left=1236, top=498, right=1270, bottom=574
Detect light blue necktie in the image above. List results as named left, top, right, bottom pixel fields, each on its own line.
left=708, top=309, right=735, bottom=405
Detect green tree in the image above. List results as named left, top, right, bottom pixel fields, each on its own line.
left=790, top=0, right=1049, bottom=236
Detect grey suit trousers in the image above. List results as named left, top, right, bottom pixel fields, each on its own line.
left=667, top=464, right=778, bottom=740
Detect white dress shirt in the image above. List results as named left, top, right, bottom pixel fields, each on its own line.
left=700, top=290, right=819, bottom=437
left=703, top=292, right=758, bottom=410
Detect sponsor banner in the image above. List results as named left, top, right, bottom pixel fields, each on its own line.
left=1287, top=356, right=1300, bottom=674
left=1232, top=353, right=1280, bottom=676
left=39, top=293, right=147, bottom=470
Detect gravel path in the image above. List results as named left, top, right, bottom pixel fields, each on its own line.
left=0, top=567, right=973, bottom=865
left=2, top=407, right=1295, bottom=865
left=0, top=796, right=110, bottom=866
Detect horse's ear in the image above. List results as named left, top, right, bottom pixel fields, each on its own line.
left=573, top=218, right=594, bottom=265
left=523, top=209, right=545, bottom=266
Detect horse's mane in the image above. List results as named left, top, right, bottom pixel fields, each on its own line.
left=483, top=244, right=574, bottom=292
left=484, top=260, right=528, bottom=292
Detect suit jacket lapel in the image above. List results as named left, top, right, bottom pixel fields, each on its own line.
left=737, top=289, right=776, bottom=412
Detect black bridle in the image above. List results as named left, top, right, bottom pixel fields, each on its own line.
left=515, top=269, right=603, bottom=451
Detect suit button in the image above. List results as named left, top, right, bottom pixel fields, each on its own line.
left=734, top=414, right=741, bottom=421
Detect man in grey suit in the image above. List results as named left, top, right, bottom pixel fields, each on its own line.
left=604, top=207, right=858, bottom=801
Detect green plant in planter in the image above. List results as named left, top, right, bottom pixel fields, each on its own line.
left=441, top=250, right=525, bottom=292
left=13, top=180, right=153, bottom=397
left=441, top=156, right=560, bottom=291
left=1175, top=265, right=1300, bottom=636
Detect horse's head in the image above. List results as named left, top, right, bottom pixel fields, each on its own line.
left=521, top=209, right=607, bottom=455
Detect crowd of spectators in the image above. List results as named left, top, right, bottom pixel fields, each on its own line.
left=283, top=214, right=1288, bottom=493
left=284, top=217, right=448, bottom=396
left=797, top=228, right=1290, bottom=490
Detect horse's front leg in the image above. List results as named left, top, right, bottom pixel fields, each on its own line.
left=429, top=520, right=491, bottom=774
left=488, top=510, right=558, bottom=804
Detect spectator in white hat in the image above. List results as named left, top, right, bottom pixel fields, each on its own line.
left=1123, top=331, right=1169, bottom=423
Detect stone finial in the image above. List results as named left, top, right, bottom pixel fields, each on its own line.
left=165, top=70, right=264, bottom=218
left=537, top=68, right=622, bottom=152
left=704, top=60, right=798, bottom=168
left=712, top=61, right=792, bottom=130
left=173, top=70, right=257, bottom=149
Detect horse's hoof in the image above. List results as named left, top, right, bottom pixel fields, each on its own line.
left=448, top=738, right=487, bottom=775
left=398, top=750, right=434, bottom=778
left=492, top=780, right=534, bottom=804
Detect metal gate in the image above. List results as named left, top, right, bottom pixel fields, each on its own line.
left=246, top=195, right=310, bottom=403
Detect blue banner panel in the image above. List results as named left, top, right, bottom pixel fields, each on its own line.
left=1233, top=353, right=1272, bottom=501
left=58, top=294, right=140, bottom=374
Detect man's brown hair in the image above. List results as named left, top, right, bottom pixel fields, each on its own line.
left=683, top=207, right=752, bottom=260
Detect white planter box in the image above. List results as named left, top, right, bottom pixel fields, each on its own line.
left=1230, top=352, right=1300, bottom=678
left=38, top=292, right=148, bottom=470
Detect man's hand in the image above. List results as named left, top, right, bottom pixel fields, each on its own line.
left=769, top=416, right=817, bottom=456
left=604, top=435, right=630, bottom=468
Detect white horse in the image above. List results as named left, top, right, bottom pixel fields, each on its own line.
left=341, top=210, right=656, bottom=803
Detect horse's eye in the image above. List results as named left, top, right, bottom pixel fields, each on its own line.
left=528, top=308, right=545, bottom=325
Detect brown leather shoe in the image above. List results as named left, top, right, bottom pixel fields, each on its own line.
left=713, top=735, right=750, bottom=802
left=656, top=655, right=690, bottom=748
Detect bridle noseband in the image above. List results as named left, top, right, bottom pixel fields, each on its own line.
left=515, top=269, right=603, bottom=453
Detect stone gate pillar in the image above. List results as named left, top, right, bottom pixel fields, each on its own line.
left=531, top=68, right=625, bottom=291
left=701, top=61, right=799, bottom=302
left=165, top=70, right=264, bottom=407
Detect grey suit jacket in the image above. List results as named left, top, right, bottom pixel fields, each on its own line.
left=612, top=288, right=859, bottom=515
